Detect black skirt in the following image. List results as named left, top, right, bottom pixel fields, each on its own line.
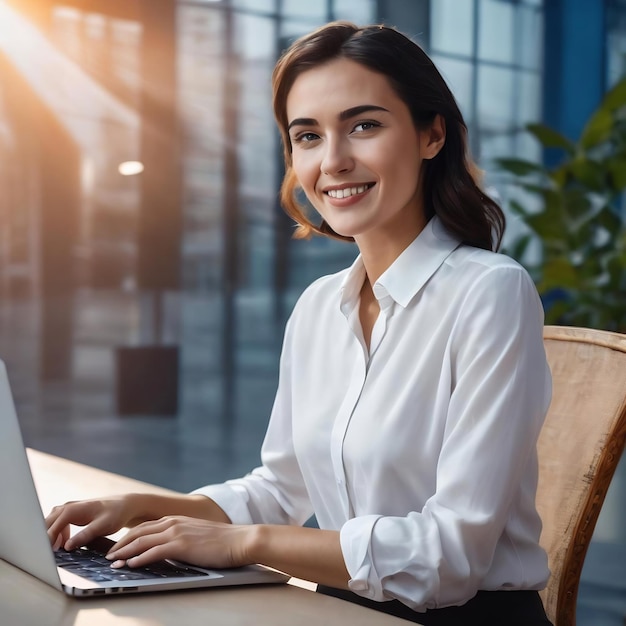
left=317, top=586, right=553, bottom=626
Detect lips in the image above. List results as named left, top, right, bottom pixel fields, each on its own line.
left=324, top=183, right=375, bottom=199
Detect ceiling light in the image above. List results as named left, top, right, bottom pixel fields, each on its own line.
left=118, top=161, right=144, bottom=176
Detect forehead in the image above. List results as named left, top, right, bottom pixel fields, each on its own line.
left=286, top=58, right=401, bottom=121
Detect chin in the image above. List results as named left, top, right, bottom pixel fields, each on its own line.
left=320, top=216, right=362, bottom=237
left=325, top=225, right=361, bottom=239
left=328, top=220, right=374, bottom=239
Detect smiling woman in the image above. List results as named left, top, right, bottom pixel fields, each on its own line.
left=272, top=23, right=505, bottom=255
left=45, top=22, right=553, bottom=626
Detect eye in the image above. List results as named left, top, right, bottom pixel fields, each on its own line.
left=292, top=131, right=320, bottom=144
left=352, top=120, right=381, bottom=133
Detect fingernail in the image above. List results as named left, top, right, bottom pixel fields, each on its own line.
left=105, top=552, right=115, bottom=560
left=111, top=560, right=126, bottom=569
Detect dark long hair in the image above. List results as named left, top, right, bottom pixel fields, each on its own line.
left=272, top=22, right=505, bottom=251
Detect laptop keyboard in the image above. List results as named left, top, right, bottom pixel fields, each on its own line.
left=55, top=545, right=207, bottom=583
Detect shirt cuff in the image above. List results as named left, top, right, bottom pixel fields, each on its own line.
left=340, top=514, right=383, bottom=600
left=191, top=483, right=255, bottom=525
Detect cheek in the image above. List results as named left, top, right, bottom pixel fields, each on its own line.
left=385, top=142, right=422, bottom=186
left=291, top=153, right=319, bottom=192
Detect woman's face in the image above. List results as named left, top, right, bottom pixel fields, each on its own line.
left=285, top=57, right=444, bottom=247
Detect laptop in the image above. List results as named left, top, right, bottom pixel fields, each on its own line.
left=0, top=361, right=290, bottom=597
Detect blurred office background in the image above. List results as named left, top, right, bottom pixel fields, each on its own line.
left=0, top=0, right=624, bottom=623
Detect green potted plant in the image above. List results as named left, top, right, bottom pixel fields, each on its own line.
left=496, top=78, right=626, bottom=332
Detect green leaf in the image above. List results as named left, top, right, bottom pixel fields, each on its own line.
left=526, top=210, right=564, bottom=241
left=540, top=257, right=580, bottom=290
left=495, top=158, right=545, bottom=177
left=601, top=77, right=626, bottom=112
left=580, top=108, right=614, bottom=150
left=527, top=123, right=576, bottom=154
left=561, top=188, right=592, bottom=221
left=607, top=157, right=626, bottom=190
left=519, top=182, right=555, bottom=198
left=508, top=199, right=532, bottom=217
left=567, top=158, right=606, bottom=190
left=606, top=256, right=624, bottom=286
left=595, top=205, right=622, bottom=233
left=548, top=165, right=568, bottom=188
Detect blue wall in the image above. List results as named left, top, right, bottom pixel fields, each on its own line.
left=543, top=0, right=606, bottom=162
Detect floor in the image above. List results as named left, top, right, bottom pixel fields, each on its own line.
left=1, top=290, right=625, bottom=624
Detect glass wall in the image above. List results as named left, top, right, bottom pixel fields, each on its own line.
left=608, top=0, right=626, bottom=86
left=49, top=5, right=142, bottom=292
left=607, top=0, right=626, bottom=224
left=431, top=0, right=543, bottom=165
left=430, top=0, right=544, bottom=248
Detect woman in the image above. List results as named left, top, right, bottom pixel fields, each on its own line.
left=46, top=22, right=553, bottom=625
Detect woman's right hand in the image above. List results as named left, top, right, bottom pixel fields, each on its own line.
left=45, top=494, right=141, bottom=552
left=45, top=492, right=231, bottom=552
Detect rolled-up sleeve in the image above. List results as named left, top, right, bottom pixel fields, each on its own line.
left=339, top=267, right=551, bottom=610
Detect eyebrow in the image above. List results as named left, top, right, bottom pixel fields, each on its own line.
left=287, top=104, right=390, bottom=131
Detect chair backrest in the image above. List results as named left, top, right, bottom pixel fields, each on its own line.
left=537, top=326, right=626, bottom=626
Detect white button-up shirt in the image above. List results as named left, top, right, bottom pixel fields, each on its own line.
left=194, top=216, right=552, bottom=611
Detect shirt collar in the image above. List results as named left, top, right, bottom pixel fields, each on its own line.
left=340, top=216, right=461, bottom=310
left=339, top=253, right=367, bottom=315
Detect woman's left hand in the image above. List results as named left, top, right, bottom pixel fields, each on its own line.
left=105, top=516, right=255, bottom=570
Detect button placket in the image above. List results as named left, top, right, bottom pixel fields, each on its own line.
left=330, top=317, right=368, bottom=519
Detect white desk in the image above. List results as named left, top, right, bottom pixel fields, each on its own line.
left=0, top=450, right=413, bottom=626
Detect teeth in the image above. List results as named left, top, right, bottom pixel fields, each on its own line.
left=327, top=185, right=369, bottom=199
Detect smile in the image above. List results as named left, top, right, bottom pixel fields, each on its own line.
left=325, top=184, right=374, bottom=199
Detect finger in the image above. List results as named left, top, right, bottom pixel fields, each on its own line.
left=107, top=530, right=164, bottom=562
left=44, top=505, right=64, bottom=529
left=52, top=528, right=71, bottom=551
left=52, top=533, right=65, bottom=551
left=107, top=519, right=185, bottom=565
left=64, top=520, right=110, bottom=551
left=47, top=514, right=72, bottom=546
left=46, top=502, right=90, bottom=539
left=45, top=503, right=74, bottom=536
left=106, top=531, right=138, bottom=555
left=107, top=518, right=170, bottom=554
left=122, top=544, right=175, bottom=569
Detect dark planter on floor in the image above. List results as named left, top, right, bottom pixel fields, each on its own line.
left=115, top=345, right=179, bottom=416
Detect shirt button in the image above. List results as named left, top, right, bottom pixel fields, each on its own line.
left=336, top=478, right=343, bottom=485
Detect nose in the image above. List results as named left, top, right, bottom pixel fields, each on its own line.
left=320, top=136, right=354, bottom=175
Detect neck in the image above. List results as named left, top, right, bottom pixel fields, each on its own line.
left=356, top=216, right=428, bottom=285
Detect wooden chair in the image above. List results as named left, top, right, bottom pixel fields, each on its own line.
left=537, top=326, right=626, bottom=626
